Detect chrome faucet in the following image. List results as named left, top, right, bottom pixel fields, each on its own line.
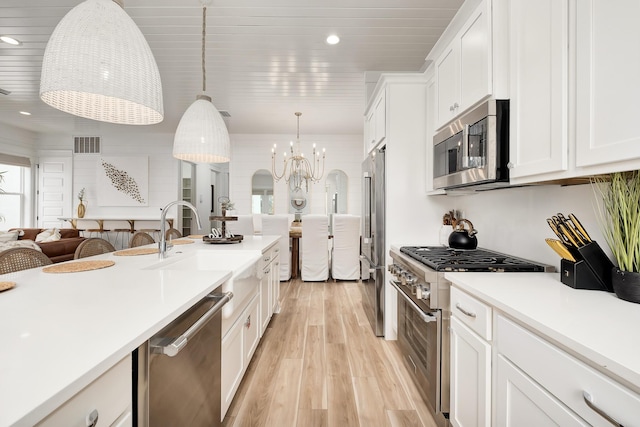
left=159, top=200, right=202, bottom=260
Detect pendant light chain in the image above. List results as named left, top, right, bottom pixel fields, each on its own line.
left=202, top=6, right=207, bottom=93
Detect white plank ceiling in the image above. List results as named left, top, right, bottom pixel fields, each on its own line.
left=0, top=0, right=463, bottom=136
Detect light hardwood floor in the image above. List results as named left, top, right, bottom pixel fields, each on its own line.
left=222, top=279, right=439, bottom=427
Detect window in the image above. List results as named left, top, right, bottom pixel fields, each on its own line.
left=0, top=164, right=28, bottom=229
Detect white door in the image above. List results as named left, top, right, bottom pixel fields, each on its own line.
left=38, top=156, right=73, bottom=229
left=575, top=0, right=640, bottom=167
left=508, top=0, right=569, bottom=179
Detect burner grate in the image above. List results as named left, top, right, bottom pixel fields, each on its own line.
left=400, top=246, right=547, bottom=272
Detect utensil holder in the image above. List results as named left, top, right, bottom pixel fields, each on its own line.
left=561, top=241, right=614, bottom=292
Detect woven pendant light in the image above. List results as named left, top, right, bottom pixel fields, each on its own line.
left=40, top=0, right=163, bottom=125
left=173, top=1, right=230, bottom=163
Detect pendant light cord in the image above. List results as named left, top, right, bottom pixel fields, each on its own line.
left=202, top=6, right=207, bottom=93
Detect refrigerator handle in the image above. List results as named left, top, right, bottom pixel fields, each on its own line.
left=363, top=175, right=372, bottom=239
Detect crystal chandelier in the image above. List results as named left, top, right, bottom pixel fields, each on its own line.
left=271, top=112, right=326, bottom=191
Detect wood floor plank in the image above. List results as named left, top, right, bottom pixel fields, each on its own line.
left=324, top=292, right=345, bottom=344
left=343, top=310, right=377, bottom=378
left=387, top=409, right=423, bottom=427
left=352, top=376, right=388, bottom=426
left=325, top=342, right=351, bottom=378
left=327, top=375, right=359, bottom=427
left=299, top=325, right=327, bottom=410
left=265, top=358, right=304, bottom=427
left=297, top=408, right=328, bottom=427
left=308, top=283, right=325, bottom=326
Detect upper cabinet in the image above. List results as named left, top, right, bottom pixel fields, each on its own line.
left=508, top=0, right=569, bottom=180
left=435, top=0, right=492, bottom=129
left=364, top=90, right=387, bottom=150
left=574, top=0, right=640, bottom=168
left=509, top=0, right=640, bottom=184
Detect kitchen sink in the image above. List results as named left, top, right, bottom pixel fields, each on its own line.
left=145, top=249, right=261, bottom=274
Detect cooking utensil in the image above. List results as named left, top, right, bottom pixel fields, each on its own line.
left=448, top=218, right=478, bottom=250
left=557, top=223, right=580, bottom=248
left=545, top=238, right=576, bottom=262
left=569, top=213, right=592, bottom=243
left=547, top=219, right=571, bottom=246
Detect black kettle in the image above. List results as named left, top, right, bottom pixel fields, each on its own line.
left=448, top=219, right=478, bottom=250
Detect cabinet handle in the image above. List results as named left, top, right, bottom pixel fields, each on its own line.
left=86, top=409, right=99, bottom=427
left=455, top=303, right=477, bottom=318
left=507, top=162, right=514, bottom=169
left=274, top=248, right=280, bottom=253
left=453, top=102, right=459, bottom=109
left=265, top=268, right=270, bottom=274
left=583, top=391, right=623, bottom=426
left=245, top=315, right=251, bottom=329
left=449, top=105, right=454, bottom=112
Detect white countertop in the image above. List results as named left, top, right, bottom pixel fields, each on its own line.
left=445, top=272, right=640, bottom=394
left=0, top=235, right=279, bottom=427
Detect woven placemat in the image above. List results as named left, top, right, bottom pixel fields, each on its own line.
left=187, top=234, right=204, bottom=239
left=169, top=239, right=194, bottom=245
left=0, top=281, right=16, bottom=292
left=114, top=247, right=158, bottom=256
left=43, top=260, right=115, bottom=274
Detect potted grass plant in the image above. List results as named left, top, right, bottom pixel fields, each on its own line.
left=593, top=171, right=640, bottom=303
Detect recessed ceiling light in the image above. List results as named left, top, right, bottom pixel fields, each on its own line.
left=0, top=35, right=22, bottom=46
left=19, top=111, right=31, bottom=116
left=326, top=35, right=340, bottom=45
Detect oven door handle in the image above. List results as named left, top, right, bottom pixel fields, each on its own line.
left=390, top=280, right=437, bottom=323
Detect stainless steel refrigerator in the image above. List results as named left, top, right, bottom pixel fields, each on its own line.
left=360, top=147, right=385, bottom=337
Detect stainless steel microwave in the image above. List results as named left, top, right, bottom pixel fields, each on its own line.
left=433, top=99, right=509, bottom=190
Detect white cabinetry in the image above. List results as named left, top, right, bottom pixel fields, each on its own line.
left=364, top=90, right=387, bottom=151
left=509, top=0, right=640, bottom=184
left=508, top=0, right=569, bottom=180
left=496, top=314, right=640, bottom=426
left=222, top=294, right=260, bottom=418
left=435, top=0, right=491, bottom=129
left=259, top=244, right=280, bottom=335
left=450, top=287, right=491, bottom=427
left=36, top=355, right=132, bottom=427
left=425, top=69, right=437, bottom=193
left=575, top=0, right=640, bottom=168
left=495, top=354, right=587, bottom=426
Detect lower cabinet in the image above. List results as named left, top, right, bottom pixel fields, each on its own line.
left=221, top=294, right=260, bottom=419
left=450, top=286, right=640, bottom=426
left=450, top=287, right=492, bottom=427
left=36, top=355, right=132, bottom=427
left=495, top=354, right=587, bottom=426
left=450, top=316, right=491, bottom=427
left=496, top=314, right=640, bottom=426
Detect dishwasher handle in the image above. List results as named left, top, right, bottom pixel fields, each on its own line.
left=151, top=291, right=233, bottom=357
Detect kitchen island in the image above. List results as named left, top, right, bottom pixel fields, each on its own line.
left=0, top=235, right=279, bottom=427
left=446, top=272, right=640, bottom=425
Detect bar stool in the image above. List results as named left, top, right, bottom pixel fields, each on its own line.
left=138, top=228, right=161, bottom=241
left=112, top=228, right=133, bottom=250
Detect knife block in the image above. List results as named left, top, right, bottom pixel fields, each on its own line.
left=562, top=241, right=614, bottom=292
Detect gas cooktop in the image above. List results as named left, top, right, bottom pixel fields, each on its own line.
left=400, top=246, right=549, bottom=272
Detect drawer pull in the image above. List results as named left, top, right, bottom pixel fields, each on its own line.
left=86, top=409, right=99, bottom=427
left=455, top=303, right=477, bottom=318
left=583, top=391, right=623, bottom=426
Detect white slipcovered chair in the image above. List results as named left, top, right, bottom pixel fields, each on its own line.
left=261, top=214, right=291, bottom=281
left=301, top=214, right=329, bottom=282
left=226, top=214, right=254, bottom=236
left=331, top=215, right=361, bottom=281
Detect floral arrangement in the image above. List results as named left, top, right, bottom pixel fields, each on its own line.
left=77, top=187, right=85, bottom=202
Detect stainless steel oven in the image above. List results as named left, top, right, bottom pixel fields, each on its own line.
left=389, top=246, right=551, bottom=427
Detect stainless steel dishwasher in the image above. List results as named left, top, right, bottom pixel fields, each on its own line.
left=134, top=285, right=233, bottom=427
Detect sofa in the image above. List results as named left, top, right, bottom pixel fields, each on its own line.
left=12, top=228, right=86, bottom=263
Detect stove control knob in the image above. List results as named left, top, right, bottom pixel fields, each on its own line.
left=405, top=276, right=416, bottom=285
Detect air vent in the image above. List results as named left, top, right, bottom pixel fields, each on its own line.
left=74, top=136, right=101, bottom=154
left=219, top=110, right=231, bottom=118
left=0, top=88, right=11, bottom=96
